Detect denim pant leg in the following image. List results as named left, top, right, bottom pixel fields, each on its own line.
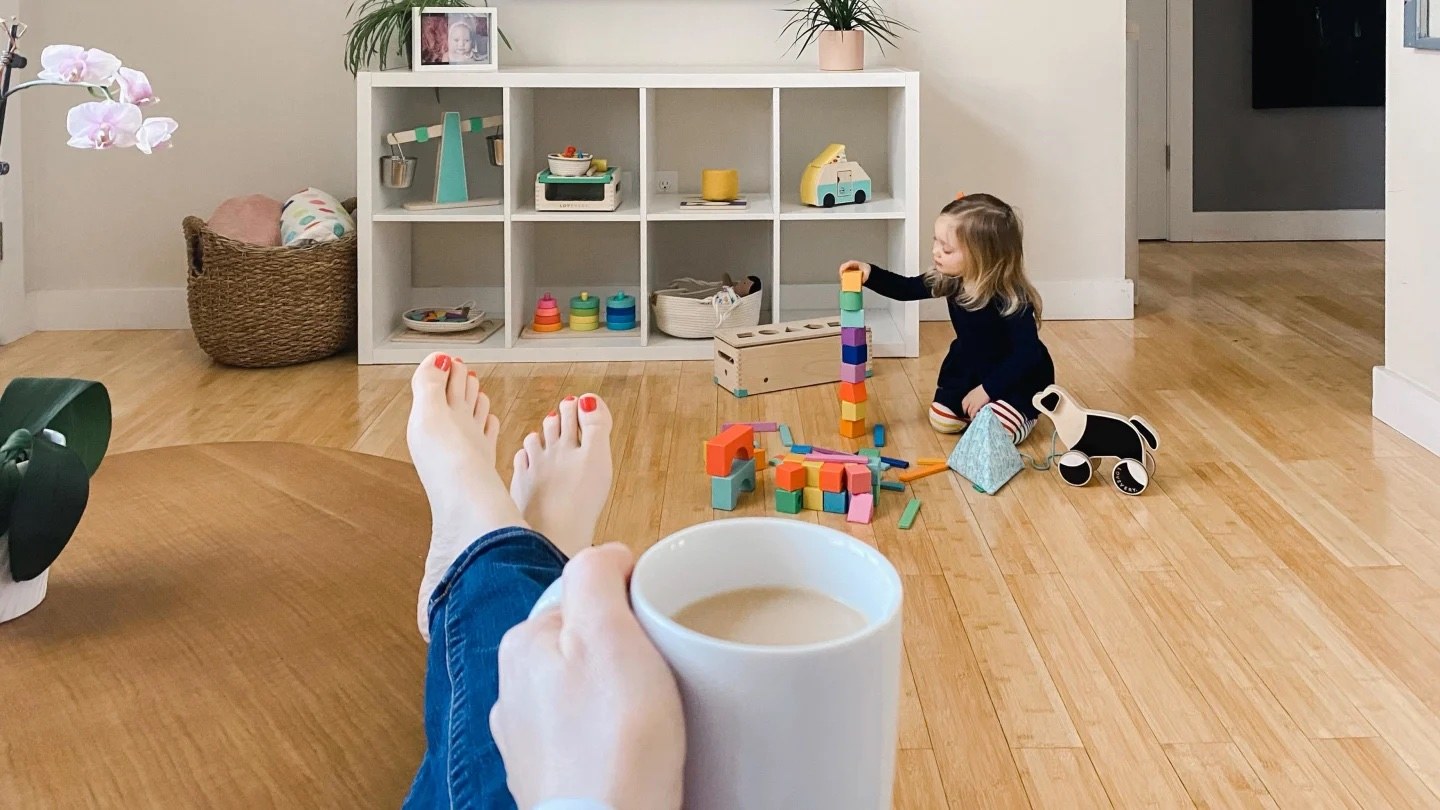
left=403, top=526, right=568, bottom=810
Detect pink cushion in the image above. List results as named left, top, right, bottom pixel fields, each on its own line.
left=208, top=194, right=283, bottom=246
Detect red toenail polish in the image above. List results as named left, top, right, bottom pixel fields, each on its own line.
left=548, top=410, right=558, bottom=418
left=468, top=370, right=477, bottom=379
left=564, top=396, right=576, bottom=402
left=580, top=396, right=597, bottom=413
left=434, top=355, right=450, bottom=371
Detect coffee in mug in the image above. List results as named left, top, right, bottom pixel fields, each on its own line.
left=670, top=585, right=867, bottom=646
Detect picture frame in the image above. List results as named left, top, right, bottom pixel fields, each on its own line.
left=412, top=7, right=498, bottom=71
left=1405, top=0, right=1440, bottom=50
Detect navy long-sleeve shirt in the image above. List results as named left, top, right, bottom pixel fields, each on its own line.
left=862, top=264, right=1054, bottom=402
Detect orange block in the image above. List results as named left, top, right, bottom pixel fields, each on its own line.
left=705, top=424, right=755, bottom=476
left=839, top=418, right=866, bottom=439
left=754, top=444, right=768, bottom=470
left=839, top=381, right=867, bottom=403
left=898, top=463, right=949, bottom=484
left=819, top=462, right=846, bottom=493
left=775, top=461, right=806, bottom=491
left=841, top=270, right=863, bottom=293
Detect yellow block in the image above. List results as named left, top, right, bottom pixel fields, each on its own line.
left=841, top=270, right=863, bottom=293
left=841, top=400, right=867, bottom=422
left=803, top=460, right=824, bottom=488
left=803, top=487, right=824, bottom=511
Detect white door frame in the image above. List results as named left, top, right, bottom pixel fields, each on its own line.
left=1166, top=0, right=1195, bottom=241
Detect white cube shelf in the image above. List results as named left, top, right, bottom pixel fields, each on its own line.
left=356, top=66, right=920, bottom=364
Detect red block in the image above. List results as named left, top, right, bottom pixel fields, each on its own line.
left=839, top=381, right=867, bottom=403
left=819, top=462, right=846, bottom=493
left=705, top=424, right=754, bottom=476
left=775, top=461, right=806, bottom=491
left=846, top=464, right=872, bottom=495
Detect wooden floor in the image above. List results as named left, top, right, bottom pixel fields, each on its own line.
left=6, top=241, right=1440, bottom=808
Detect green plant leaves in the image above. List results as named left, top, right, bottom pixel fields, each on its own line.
left=779, top=0, right=914, bottom=56
left=4, top=433, right=89, bottom=581
left=0, top=378, right=111, bottom=581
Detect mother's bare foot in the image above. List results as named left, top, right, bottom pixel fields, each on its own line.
left=509, top=394, right=614, bottom=558
left=408, top=353, right=528, bottom=640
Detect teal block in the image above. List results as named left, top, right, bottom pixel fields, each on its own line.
left=840, top=291, right=864, bottom=311
left=840, top=309, right=864, bottom=328
left=733, top=388, right=749, bottom=398
left=775, top=487, right=803, bottom=514
left=435, top=112, right=469, bottom=204
left=866, top=367, right=874, bottom=378
left=711, top=458, right=757, bottom=510
left=860, top=448, right=881, bottom=458
left=881, top=480, right=906, bottom=492
left=822, top=490, right=848, bottom=514
left=779, top=424, right=794, bottom=447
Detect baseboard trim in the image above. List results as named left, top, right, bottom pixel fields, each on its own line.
left=1189, top=209, right=1384, bottom=242
left=1374, top=366, right=1440, bottom=458
left=921, top=278, right=1135, bottom=321
left=30, top=287, right=190, bottom=331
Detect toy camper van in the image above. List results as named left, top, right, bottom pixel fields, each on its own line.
left=800, top=143, right=873, bottom=207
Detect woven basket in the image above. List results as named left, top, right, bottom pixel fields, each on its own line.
left=651, top=276, right=763, bottom=339
left=184, top=199, right=357, bottom=368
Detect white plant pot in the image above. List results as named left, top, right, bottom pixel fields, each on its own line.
left=818, top=29, right=865, bottom=71
left=0, top=428, right=66, bottom=624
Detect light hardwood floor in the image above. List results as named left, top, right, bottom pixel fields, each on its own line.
left=5, top=241, right=1440, bottom=808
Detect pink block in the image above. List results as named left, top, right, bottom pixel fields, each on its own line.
left=846, top=492, right=874, bottom=524
left=806, top=453, right=868, bottom=464
left=722, top=422, right=779, bottom=432
left=840, top=362, right=866, bottom=383
left=846, top=464, right=873, bottom=495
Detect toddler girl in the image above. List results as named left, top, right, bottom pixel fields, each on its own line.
left=841, top=193, right=1054, bottom=443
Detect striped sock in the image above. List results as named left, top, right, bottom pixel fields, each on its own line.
left=988, top=400, right=1037, bottom=445
left=928, top=402, right=966, bottom=434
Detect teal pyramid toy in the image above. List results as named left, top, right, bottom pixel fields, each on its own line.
left=947, top=404, right=1024, bottom=494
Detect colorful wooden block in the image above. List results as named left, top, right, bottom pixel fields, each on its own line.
left=917, top=457, right=946, bottom=466
left=711, top=457, right=757, bottom=510
left=803, top=487, right=824, bottom=511
left=840, top=363, right=866, bottom=384
left=840, top=400, right=867, bottom=422
left=754, top=444, right=768, bottom=470
left=859, top=448, right=881, bottom=458
left=775, top=461, right=806, bottom=491
left=791, top=444, right=813, bottom=454
left=775, top=487, right=803, bottom=514
left=879, top=455, right=909, bottom=469
left=846, top=464, right=873, bottom=495
left=840, top=309, right=864, bottom=328
left=784, top=453, right=805, bottom=465
left=873, top=423, right=885, bottom=447
left=847, top=492, right=874, bottom=524
left=897, top=463, right=948, bottom=484
left=819, top=462, right=846, bottom=493
left=880, top=480, right=907, bottom=492
left=722, top=421, right=779, bottom=432
left=805, top=453, right=869, bottom=464
left=840, top=418, right=866, bottom=439
left=898, top=498, right=922, bottom=530
left=841, top=342, right=868, bottom=366
left=840, top=290, right=864, bottom=312
left=705, top=424, right=754, bottom=477
left=841, top=326, right=866, bottom=346
left=779, top=424, right=794, bottom=447
left=803, top=460, right=824, bottom=488
left=841, top=270, right=863, bottom=293
left=822, top=489, right=848, bottom=514
left=840, top=381, right=867, bottom=403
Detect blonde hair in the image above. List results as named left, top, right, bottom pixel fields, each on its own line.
left=926, top=193, right=1043, bottom=325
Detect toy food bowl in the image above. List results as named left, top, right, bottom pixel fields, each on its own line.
left=548, top=147, right=593, bottom=176
left=403, top=301, right=486, bottom=333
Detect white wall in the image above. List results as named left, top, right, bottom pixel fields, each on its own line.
left=1375, top=1, right=1440, bottom=457
left=0, top=0, right=28, bottom=343
left=20, top=0, right=1130, bottom=329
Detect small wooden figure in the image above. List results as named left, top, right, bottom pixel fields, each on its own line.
left=1032, top=384, right=1159, bottom=496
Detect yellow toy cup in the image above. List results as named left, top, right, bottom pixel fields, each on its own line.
left=701, top=169, right=740, bottom=201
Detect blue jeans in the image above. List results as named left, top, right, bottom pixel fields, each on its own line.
left=403, top=526, right=569, bottom=810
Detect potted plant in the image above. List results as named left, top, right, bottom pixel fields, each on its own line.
left=780, top=0, right=913, bottom=72
left=0, top=378, right=111, bottom=623
left=344, top=0, right=511, bottom=75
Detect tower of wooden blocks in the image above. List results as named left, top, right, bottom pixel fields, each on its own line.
left=707, top=423, right=756, bottom=510
left=839, top=268, right=868, bottom=438
left=772, top=452, right=881, bottom=523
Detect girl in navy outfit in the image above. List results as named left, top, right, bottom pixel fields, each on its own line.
left=840, top=193, right=1054, bottom=443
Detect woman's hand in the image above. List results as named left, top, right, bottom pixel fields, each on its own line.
left=962, top=385, right=991, bottom=419
left=839, top=260, right=871, bottom=283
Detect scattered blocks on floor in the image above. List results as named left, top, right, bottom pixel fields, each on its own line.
left=898, top=498, right=922, bottom=530
left=822, top=489, right=848, bottom=514
left=775, top=487, right=803, bottom=514
left=880, top=480, right=906, bottom=492
left=705, top=424, right=754, bottom=477
left=819, top=462, right=846, bottom=493
left=779, top=424, right=794, bottom=447
left=803, top=487, right=824, bottom=512
left=839, top=418, right=866, bottom=439
left=846, top=464, right=873, bottom=495
left=873, top=423, right=885, bottom=447
left=711, top=457, right=757, bottom=511
left=847, top=492, right=874, bottom=524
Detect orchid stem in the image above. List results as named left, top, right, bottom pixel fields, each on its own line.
left=2, top=78, right=114, bottom=101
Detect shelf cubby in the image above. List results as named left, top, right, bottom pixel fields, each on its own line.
left=357, top=67, right=919, bottom=364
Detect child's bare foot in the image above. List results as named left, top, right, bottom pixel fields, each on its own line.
left=509, top=393, right=614, bottom=558
left=408, top=353, right=528, bottom=640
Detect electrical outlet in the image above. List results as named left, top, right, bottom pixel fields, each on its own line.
left=655, top=171, right=678, bottom=194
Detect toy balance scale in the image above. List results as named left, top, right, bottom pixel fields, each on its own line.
left=535, top=168, right=623, bottom=212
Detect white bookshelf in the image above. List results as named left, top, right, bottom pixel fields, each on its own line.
left=356, top=66, right=920, bottom=364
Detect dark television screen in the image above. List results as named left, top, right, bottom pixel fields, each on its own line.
left=1252, top=0, right=1384, bottom=108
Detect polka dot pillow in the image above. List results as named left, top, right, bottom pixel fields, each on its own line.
left=280, top=187, right=356, bottom=246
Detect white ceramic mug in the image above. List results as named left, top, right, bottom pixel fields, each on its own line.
left=530, top=516, right=904, bottom=810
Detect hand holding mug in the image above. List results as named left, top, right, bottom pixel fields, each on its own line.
left=492, top=543, right=685, bottom=810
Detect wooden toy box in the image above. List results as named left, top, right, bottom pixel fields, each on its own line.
left=713, top=318, right=872, bottom=397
